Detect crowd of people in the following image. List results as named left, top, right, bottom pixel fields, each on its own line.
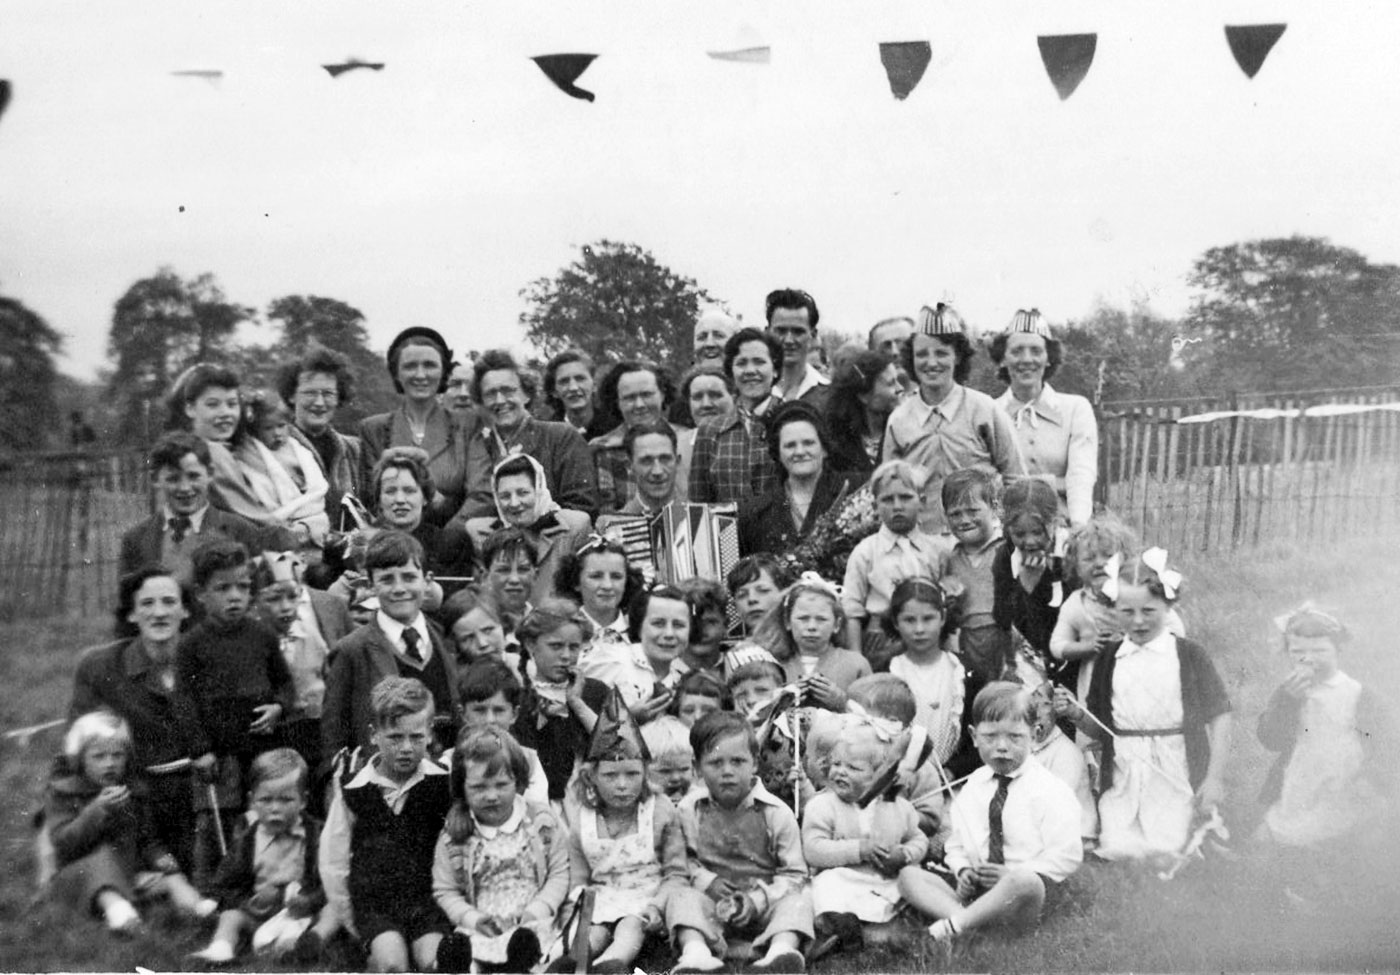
left=43, top=288, right=1391, bottom=972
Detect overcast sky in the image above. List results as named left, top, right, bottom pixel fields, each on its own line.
left=4, top=0, right=1399, bottom=379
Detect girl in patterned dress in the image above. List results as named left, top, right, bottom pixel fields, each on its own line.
left=432, top=727, right=570, bottom=973
left=567, top=690, right=690, bottom=973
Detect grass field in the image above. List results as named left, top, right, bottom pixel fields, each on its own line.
left=2, top=535, right=1399, bottom=972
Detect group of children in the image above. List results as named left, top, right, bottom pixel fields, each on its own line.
left=46, top=446, right=1392, bottom=971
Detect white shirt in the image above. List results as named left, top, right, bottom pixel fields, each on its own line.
left=995, top=383, right=1098, bottom=527
left=773, top=364, right=830, bottom=403
left=944, top=757, right=1083, bottom=882
left=376, top=610, right=433, bottom=665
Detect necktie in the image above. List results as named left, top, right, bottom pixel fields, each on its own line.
left=402, top=627, right=424, bottom=665
left=169, top=514, right=192, bottom=544
left=987, top=774, right=1012, bottom=865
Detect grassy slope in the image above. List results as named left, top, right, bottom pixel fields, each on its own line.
left=1, top=536, right=1397, bottom=972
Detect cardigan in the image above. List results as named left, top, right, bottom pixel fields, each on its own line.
left=1085, top=636, right=1230, bottom=792
left=1256, top=680, right=1395, bottom=806
left=800, top=790, right=927, bottom=870
left=45, top=759, right=167, bottom=871
left=431, top=800, right=570, bottom=931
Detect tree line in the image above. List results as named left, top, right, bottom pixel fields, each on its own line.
left=2, top=235, right=1398, bottom=454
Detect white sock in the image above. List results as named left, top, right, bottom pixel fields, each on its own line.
left=928, top=917, right=960, bottom=941
left=193, top=940, right=236, bottom=962
left=104, top=897, right=140, bottom=931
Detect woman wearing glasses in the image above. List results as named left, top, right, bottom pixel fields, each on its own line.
left=275, top=346, right=364, bottom=532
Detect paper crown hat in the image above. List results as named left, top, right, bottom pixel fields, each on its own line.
left=1005, top=308, right=1053, bottom=340
left=722, top=642, right=783, bottom=677
left=915, top=302, right=966, bottom=337
left=252, top=551, right=303, bottom=587
left=587, top=687, right=651, bottom=763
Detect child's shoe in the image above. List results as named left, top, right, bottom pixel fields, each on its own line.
left=187, top=940, right=237, bottom=967
left=751, top=946, right=805, bottom=973
left=672, top=943, right=724, bottom=973
left=435, top=931, right=473, bottom=974
left=291, top=929, right=325, bottom=965
left=505, top=927, right=542, bottom=972
left=808, top=912, right=862, bottom=963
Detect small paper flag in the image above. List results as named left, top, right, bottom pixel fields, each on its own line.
left=532, top=54, right=598, bottom=101
left=0, top=80, right=10, bottom=126
left=1224, top=24, right=1286, bottom=79
left=1037, top=33, right=1097, bottom=101
left=879, top=41, right=932, bottom=100
left=708, top=46, right=770, bottom=64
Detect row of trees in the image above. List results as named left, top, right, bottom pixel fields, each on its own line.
left=2, top=235, right=1398, bottom=453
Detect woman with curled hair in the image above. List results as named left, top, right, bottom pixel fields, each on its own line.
left=989, top=309, right=1099, bottom=527
left=552, top=535, right=645, bottom=651
left=883, top=303, right=1026, bottom=533
left=543, top=348, right=605, bottom=440
left=358, top=326, right=468, bottom=524
left=737, top=401, right=860, bottom=559
left=276, top=344, right=364, bottom=530
left=823, top=349, right=902, bottom=483
left=690, top=327, right=784, bottom=504
left=578, top=584, right=694, bottom=724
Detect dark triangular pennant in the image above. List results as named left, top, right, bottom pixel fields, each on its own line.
left=532, top=54, right=598, bottom=102
left=879, top=42, right=932, bottom=101
left=1224, top=24, right=1286, bottom=79
left=1037, top=33, right=1097, bottom=101
left=0, top=80, right=11, bottom=127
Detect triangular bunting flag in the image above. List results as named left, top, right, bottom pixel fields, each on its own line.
left=707, top=47, right=770, bottom=64
left=879, top=41, right=932, bottom=100
left=1224, top=24, right=1286, bottom=79
left=1037, top=33, right=1097, bottom=101
left=322, top=59, right=385, bottom=78
left=0, top=80, right=10, bottom=127
left=532, top=54, right=598, bottom=102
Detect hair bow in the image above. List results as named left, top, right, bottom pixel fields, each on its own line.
left=575, top=531, right=612, bottom=556
left=794, top=571, right=842, bottom=600
left=1100, top=552, right=1123, bottom=602
left=1141, top=547, right=1182, bottom=600
left=841, top=702, right=903, bottom=743
left=1273, top=602, right=1348, bottom=640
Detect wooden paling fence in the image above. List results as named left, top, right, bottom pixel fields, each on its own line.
left=1097, top=385, right=1400, bottom=552
left=0, top=450, right=150, bottom=620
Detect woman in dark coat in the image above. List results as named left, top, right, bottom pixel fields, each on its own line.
left=824, top=349, right=902, bottom=484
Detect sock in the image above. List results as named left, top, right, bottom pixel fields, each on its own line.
left=193, top=940, right=236, bottom=962
left=103, top=897, right=140, bottom=931
left=193, top=898, right=219, bottom=918
left=928, top=917, right=960, bottom=941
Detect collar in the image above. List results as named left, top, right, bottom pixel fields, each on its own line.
left=162, top=504, right=209, bottom=532
left=123, top=637, right=159, bottom=678
left=908, top=383, right=965, bottom=423
left=999, top=383, right=1064, bottom=428
left=592, top=424, right=628, bottom=449
left=473, top=796, right=528, bottom=838
left=255, top=818, right=307, bottom=851
left=1116, top=629, right=1176, bottom=659
left=774, top=365, right=830, bottom=402
left=1032, top=726, right=1067, bottom=755
left=626, top=490, right=675, bottom=515
left=583, top=608, right=629, bottom=641
left=377, top=611, right=430, bottom=651
left=695, top=778, right=783, bottom=812
left=347, top=756, right=448, bottom=791
left=875, top=524, right=929, bottom=552
left=960, top=528, right=1002, bottom=558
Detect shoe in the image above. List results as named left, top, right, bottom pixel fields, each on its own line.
left=546, top=955, right=582, bottom=973
left=672, top=950, right=725, bottom=974
left=187, top=943, right=237, bottom=967
left=291, top=929, right=325, bottom=965
left=808, top=912, right=861, bottom=962
left=751, top=947, right=805, bottom=973
left=436, top=931, right=474, bottom=973
left=927, top=919, right=958, bottom=944
left=505, top=927, right=542, bottom=972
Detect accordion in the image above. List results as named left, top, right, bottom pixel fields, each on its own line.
left=603, top=502, right=740, bottom=586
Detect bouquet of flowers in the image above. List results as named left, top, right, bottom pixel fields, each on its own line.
left=776, top=481, right=881, bottom=583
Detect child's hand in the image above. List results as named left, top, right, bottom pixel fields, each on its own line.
left=1280, top=667, right=1313, bottom=700
left=249, top=704, right=283, bottom=735
left=474, top=914, right=507, bottom=937
left=248, top=886, right=282, bottom=915
left=872, top=845, right=906, bottom=876
left=727, top=892, right=759, bottom=928
left=1194, top=775, right=1225, bottom=814
left=802, top=674, right=845, bottom=711
left=1051, top=686, right=1080, bottom=720
left=153, top=853, right=180, bottom=875
left=192, top=752, right=217, bottom=780
left=973, top=863, right=1007, bottom=888
left=643, top=905, right=664, bottom=933
left=955, top=869, right=980, bottom=901
left=705, top=878, right=740, bottom=902
left=95, top=785, right=131, bottom=811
